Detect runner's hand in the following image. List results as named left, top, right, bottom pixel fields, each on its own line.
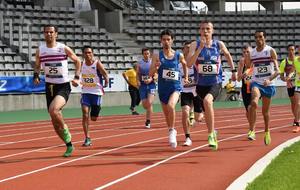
left=71, top=79, right=80, bottom=87
left=263, top=79, right=271, bottom=86
left=231, top=72, right=237, bottom=81
left=33, top=77, right=40, bottom=85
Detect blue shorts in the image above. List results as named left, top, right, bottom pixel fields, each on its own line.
left=158, top=86, right=181, bottom=104
left=251, top=82, right=276, bottom=98
left=81, top=94, right=102, bottom=117
left=139, top=83, right=156, bottom=100
left=81, top=93, right=102, bottom=106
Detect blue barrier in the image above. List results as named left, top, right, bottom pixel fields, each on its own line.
left=0, top=76, right=45, bottom=94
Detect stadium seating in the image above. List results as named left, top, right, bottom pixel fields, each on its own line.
left=0, top=2, right=136, bottom=75
left=123, top=9, right=300, bottom=67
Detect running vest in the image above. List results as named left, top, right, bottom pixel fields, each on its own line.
left=292, top=56, right=300, bottom=87
left=195, top=39, right=222, bottom=85
left=251, top=45, right=275, bottom=86
left=81, top=60, right=104, bottom=95
left=242, top=65, right=253, bottom=94
left=39, top=42, right=69, bottom=84
left=157, top=50, right=181, bottom=91
left=280, top=58, right=296, bottom=86
left=180, top=63, right=197, bottom=93
left=138, top=58, right=154, bottom=85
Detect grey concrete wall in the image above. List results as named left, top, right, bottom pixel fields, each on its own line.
left=43, top=0, right=73, bottom=7
left=0, top=86, right=289, bottom=112
left=104, top=10, right=123, bottom=33
left=79, top=9, right=98, bottom=28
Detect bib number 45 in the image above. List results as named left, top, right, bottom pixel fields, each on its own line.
left=162, top=70, right=179, bottom=80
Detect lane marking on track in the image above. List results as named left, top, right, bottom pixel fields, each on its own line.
left=94, top=124, right=291, bottom=190
left=0, top=112, right=251, bottom=146
left=0, top=108, right=289, bottom=134
left=0, top=119, right=291, bottom=184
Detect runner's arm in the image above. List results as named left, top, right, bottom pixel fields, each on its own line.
left=237, top=58, right=244, bottom=82
left=269, top=48, right=280, bottom=81
left=33, top=49, right=41, bottom=85
left=65, top=46, right=81, bottom=78
left=97, top=60, right=109, bottom=87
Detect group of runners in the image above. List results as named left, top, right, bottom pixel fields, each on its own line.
left=33, top=21, right=299, bottom=157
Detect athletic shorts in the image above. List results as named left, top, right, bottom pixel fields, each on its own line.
left=251, top=82, right=276, bottom=98
left=180, top=92, right=203, bottom=113
left=287, top=87, right=295, bottom=97
left=196, top=83, right=222, bottom=101
left=241, top=88, right=251, bottom=111
left=81, top=93, right=102, bottom=117
left=158, top=86, right=181, bottom=104
left=46, top=82, right=71, bottom=110
left=139, top=83, right=156, bottom=100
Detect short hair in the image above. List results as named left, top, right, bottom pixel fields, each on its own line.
left=287, top=44, right=295, bottom=50
left=255, top=30, right=266, bottom=37
left=160, top=29, right=174, bottom=39
left=200, top=20, right=213, bottom=28
left=141, top=47, right=150, bottom=54
left=43, top=25, right=58, bottom=32
left=82, top=45, right=93, bottom=53
left=183, top=40, right=192, bottom=46
left=242, top=44, right=251, bottom=50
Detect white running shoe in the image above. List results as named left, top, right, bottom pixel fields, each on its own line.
left=168, top=128, right=177, bottom=148
left=183, top=137, right=192, bottom=146
left=145, top=123, right=151, bottom=129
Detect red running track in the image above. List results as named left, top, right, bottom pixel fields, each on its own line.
left=0, top=105, right=298, bottom=190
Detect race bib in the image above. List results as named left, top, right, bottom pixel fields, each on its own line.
left=82, top=74, right=96, bottom=87
left=254, top=64, right=272, bottom=78
left=182, top=76, right=195, bottom=87
left=44, top=63, right=63, bottom=78
left=244, top=74, right=252, bottom=82
left=162, top=69, right=179, bottom=80
left=198, top=64, right=219, bottom=75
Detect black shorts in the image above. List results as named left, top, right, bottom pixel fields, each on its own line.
left=180, top=92, right=203, bottom=113
left=196, top=83, right=222, bottom=101
left=241, top=87, right=251, bottom=111
left=287, top=87, right=295, bottom=97
left=46, top=82, right=71, bottom=110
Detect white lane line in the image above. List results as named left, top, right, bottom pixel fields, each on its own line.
left=0, top=112, right=250, bottom=146
left=0, top=119, right=290, bottom=183
left=0, top=106, right=280, bottom=132
left=0, top=114, right=166, bottom=132
left=94, top=124, right=291, bottom=190
left=0, top=122, right=167, bottom=159
left=0, top=118, right=167, bottom=146
left=226, top=135, right=300, bottom=190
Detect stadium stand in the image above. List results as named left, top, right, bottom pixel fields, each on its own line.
left=122, top=9, right=300, bottom=68
left=0, top=1, right=137, bottom=76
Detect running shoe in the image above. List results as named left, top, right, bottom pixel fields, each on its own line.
left=293, top=127, right=300, bottom=133
left=183, top=137, right=192, bottom=146
left=293, top=121, right=297, bottom=126
left=264, top=131, right=271, bottom=145
left=145, top=120, right=151, bottom=129
left=132, top=111, right=139, bottom=115
left=208, top=131, right=218, bottom=150
left=189, top=111, right=195, bottom=127
left=82, top=137, right=92, bottom=146
left=169, top=128, right=177, bottom=148
left=63, top=127, right=72, bottom=143
left=247, top=130, right=256, bottom=140
left=63, top=145, right=74, bottom=157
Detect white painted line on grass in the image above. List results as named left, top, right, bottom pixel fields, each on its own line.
left=226, top=135, right=300, bottom=190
